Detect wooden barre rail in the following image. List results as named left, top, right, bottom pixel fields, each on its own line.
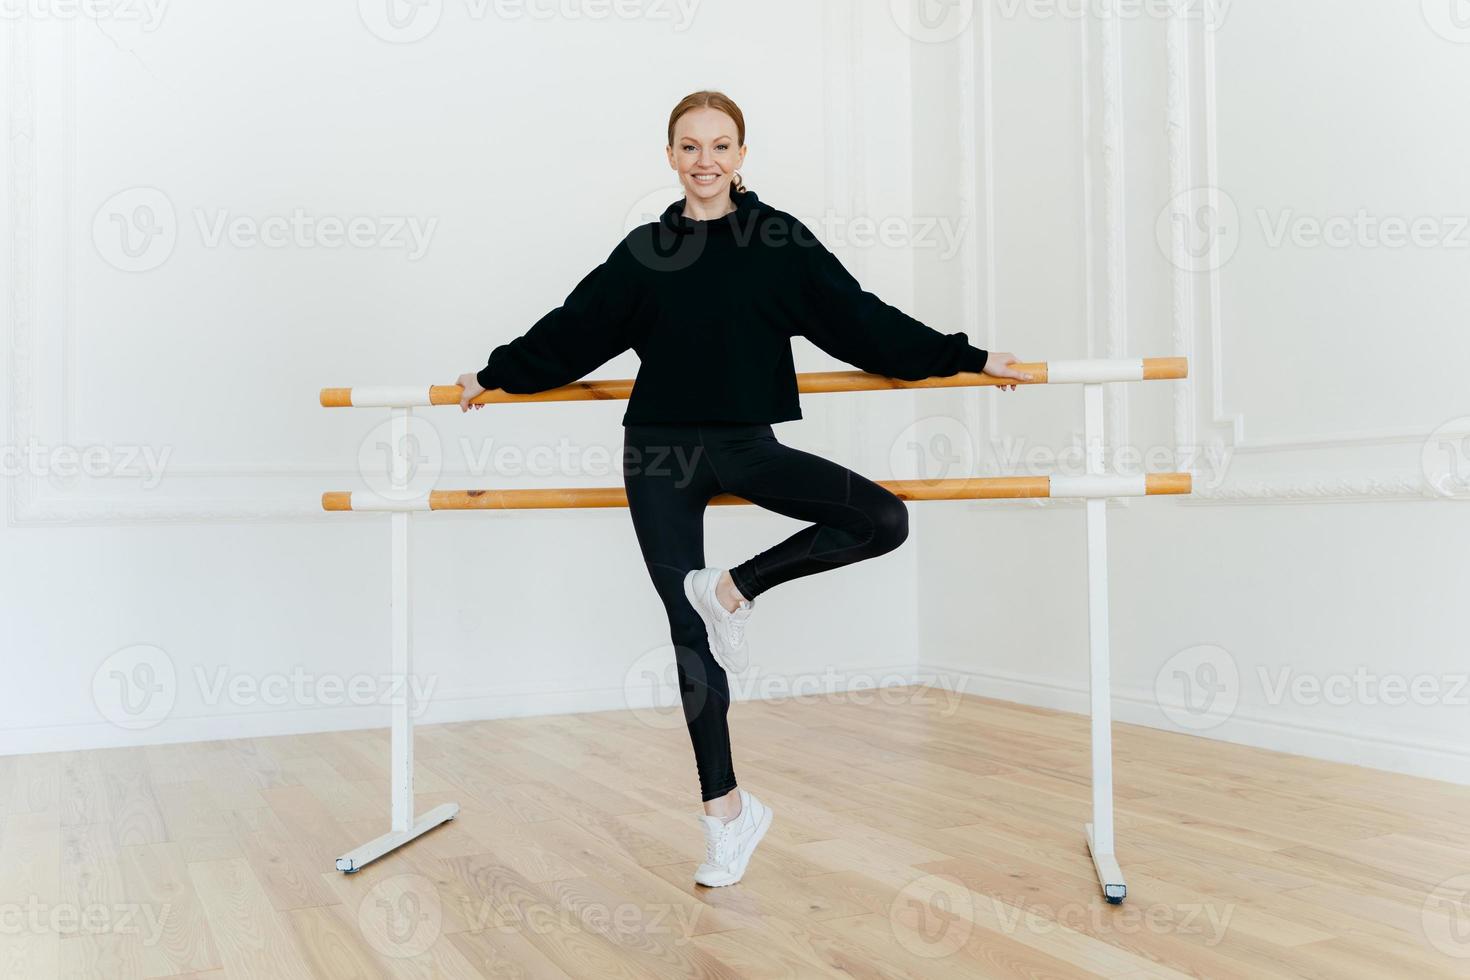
left=322, top=473, right=1191, bottom=511
left=320, top=356, right=1188, bottom=409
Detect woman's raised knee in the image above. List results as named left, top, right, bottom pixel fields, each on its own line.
left=868, top=495, right=909, bottom=554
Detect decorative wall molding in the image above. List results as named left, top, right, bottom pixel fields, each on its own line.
left=956, top=0, right=988, bottom=481
left=817, top=0, right=870, bottom=474
left=962, top=2, right=1136, bottom=513
left=7, top=21, right=351, bottom=525
left=1165, top=7, right=1441, bottom=503
left=1098, top=0, right=1130, bottom=457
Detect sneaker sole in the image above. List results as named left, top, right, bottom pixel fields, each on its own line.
left=694, top=805, right=773, bottom=888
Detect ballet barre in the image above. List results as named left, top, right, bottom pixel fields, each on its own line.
left=320, top=356, right=1188, bottom=408
left=320, top=355, right=1192, bottom=903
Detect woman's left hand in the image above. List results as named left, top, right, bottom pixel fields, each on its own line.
left=456, top=373, right=486, bottom=412
left=982, top=352, right=1035, bottom=392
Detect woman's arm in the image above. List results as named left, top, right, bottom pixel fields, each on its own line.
left=458, top=239, right=643, bottom=409
left=789, top=218, right=990, bottom=380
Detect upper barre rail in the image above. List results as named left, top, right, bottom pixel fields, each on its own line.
left=322, top=473, right=1193, bottom=512
left=320, top=356, right=1189, bottom=409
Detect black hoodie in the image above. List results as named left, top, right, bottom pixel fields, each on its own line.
left=476, top=189, right=989, bottom=426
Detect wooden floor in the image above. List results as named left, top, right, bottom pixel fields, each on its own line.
left=4, top=689, right=1470, bottom=979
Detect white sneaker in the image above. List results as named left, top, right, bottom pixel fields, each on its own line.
left=694, top=789, right=773, bottom=887
left=682, top=567, right=754, bottom=673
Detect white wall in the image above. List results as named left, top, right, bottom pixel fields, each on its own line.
left=911, top=0, right=1470, bottom=784
left=5, top=1, right=1468, bottom=790
left=0, top=1, right=946, bottom=756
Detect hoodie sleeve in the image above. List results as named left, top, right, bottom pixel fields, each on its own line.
left=791, top=220, right=988, bottom=381
left=476, top=239, right=644, bottom=395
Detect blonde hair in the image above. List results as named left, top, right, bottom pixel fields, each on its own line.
left=667, top=90, right=748, bottom=194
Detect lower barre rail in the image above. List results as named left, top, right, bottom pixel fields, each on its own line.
left=323, top=473, right=1192, bottom=512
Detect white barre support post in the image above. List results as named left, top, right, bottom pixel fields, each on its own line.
left=336, top=406, right=458, bottom=873
left=1081, top=382, right=1126, bottom=903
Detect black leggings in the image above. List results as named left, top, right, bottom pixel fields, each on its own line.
left=621, top=421, right=910, bottom=801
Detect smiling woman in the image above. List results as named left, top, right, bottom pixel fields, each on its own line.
left=666, top=90, right=750, bottom=209
left=452, top=87, right=1034, bottom=889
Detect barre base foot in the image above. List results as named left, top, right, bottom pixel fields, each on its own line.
left=335, top=802, right=460, bottom=873
left=1085, top=822, right=1127, bottom=905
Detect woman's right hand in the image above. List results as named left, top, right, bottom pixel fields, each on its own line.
left=456, top=372, right=486, bottom=412
left=982, top=352, right=1034, bottom=392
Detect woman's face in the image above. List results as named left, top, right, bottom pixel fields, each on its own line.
left=667, top=107, right=746, bottom=204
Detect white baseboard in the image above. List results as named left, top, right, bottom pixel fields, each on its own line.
left=16, top=656, right=1464, bottom=794
left=922, top=659, right=1470, bottom=787
left=1, top=661, right=931, bottom=757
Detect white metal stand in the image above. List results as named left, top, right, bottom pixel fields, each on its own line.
left=335, top=406, right=458, bottom=873
left=1081, top=383, right=1126, bottom=903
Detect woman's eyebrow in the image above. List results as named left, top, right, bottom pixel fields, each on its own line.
left=680, top=135, right=735, bottom=143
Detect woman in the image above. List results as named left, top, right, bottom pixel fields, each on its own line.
left=456, top=90, right=1032, bottom=888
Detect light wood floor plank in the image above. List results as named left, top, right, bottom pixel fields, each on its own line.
left=186, top=857, right=314, bottom=979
